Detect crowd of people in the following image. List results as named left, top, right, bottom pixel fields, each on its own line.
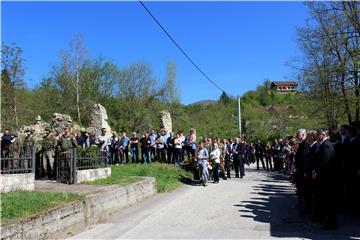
left=290, top=124, right=360, bottom=230
left=1, top=121, right=359, bottom=230
left=242, top=123, right=360, bottom=230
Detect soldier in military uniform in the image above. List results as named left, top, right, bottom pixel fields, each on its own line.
left=42, top=127, right=57, bottom=180
left=57, top=128, right=77, bottom=183
left=58, top=128, right=78, bottom=153
left=9, top=133, right=21, bottom=170
left=22, top=129, right=35, bottom=170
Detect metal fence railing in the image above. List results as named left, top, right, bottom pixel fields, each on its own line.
left=76, top=151, right=108, bottom=170
left=56, top=149, right=76, bottom=184
left=55, top=148, right=108, bottom=184
left=0, top=147, right=36, bottom=174
left=1, top=146, right=108, bottom=185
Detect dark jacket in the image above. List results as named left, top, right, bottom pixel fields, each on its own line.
left=304, top=142, right=319, bottom=176
left=316, top=139, right=335, bottom=181
left=295, top=140, right=310, bottom=173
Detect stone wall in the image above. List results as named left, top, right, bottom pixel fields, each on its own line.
left=1, top=177, right=157, bottom=240
left=76, top=167, right=111, bottom=184
left=0, top=173, right=35, bottom=193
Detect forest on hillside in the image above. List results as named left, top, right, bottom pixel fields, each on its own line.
left=1, top=2, right=359, bottom=141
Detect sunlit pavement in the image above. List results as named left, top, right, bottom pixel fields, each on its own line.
left=68, top=165, right=360, bottom=240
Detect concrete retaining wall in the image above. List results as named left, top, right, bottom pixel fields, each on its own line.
left=0, top=173, right=35, bottom=193
left=76, top=167, right=111, bottom=184
left=1, top=177, right=157, bottom=240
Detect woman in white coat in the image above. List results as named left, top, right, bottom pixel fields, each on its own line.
left=210, top=142, right=221, bottom=183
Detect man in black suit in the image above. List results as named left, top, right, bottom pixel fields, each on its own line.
left=303, top=130, right=319, bottom=214
left=255, top=140, right=265, bottom=170
left=333, top=125, right=351, bottom=211
left=314, top=129, right=337, bottom=229
left=349, top=122, right=360, bottom=218
left=294, top=129, right=310, bottom=212
left=232, top=138, right=241, bottom=178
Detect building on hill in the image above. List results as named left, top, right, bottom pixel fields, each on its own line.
left=256, top=104, right=304, bottom=119
left=271, top=81, right=298, bottom=93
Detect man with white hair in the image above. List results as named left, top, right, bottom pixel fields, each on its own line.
left=294, top=128, right=310, bottom=213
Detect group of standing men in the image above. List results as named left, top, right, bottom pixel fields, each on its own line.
left=100, top=128, right=197, bottom=166
left=292, top=123, right=360, bottom=230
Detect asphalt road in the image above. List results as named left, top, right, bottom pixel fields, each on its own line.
left=68, top=165, right=360, bottom=240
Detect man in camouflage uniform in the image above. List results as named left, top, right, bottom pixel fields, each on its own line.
left=22, top=130, right=35, bottom=170
left=42, top=127, right=57, bottom=180
left=57, top=128, right=77, bottom=183
left=9, top=133, right=21, bottom=170
left=58, top=128, right=78, bottom=153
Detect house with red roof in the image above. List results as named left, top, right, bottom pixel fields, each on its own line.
left=271, top=81, right=298, bottom=93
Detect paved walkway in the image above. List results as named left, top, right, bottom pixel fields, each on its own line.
left=68, top=165, right=360, bottom=239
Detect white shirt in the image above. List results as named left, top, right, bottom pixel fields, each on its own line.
left=96, top=134, right=111, bottom=151
left=210, top=148, right=221, bottom=163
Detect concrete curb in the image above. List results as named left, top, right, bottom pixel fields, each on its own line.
left=1, top=177, right=157, bottom=240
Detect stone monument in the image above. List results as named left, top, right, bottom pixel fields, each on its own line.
left=20, top=115, right=50, bottom=142
left=87, top=103, right=112, bottom=137
left=159, top=110, right=172, bottom=134
left=51, top=113, right=80, bottom=134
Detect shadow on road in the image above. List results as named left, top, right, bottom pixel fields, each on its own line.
left=179, top=175, right=200, bottom=186
left=235, top=169, right=360, bottom=240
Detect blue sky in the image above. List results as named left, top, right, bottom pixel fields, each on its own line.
left=2, top=1, right=308, bottom=104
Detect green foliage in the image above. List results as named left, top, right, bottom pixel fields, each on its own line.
left=1, top=190, right=85, bottom=225
left=219, top=91, right=231, bottom=105
left=97, top=163, right=193, bottom=192
left=1, top=36, right=328, bottom=142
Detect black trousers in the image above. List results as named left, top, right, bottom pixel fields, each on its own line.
left=174, top=148, right=182, bottom=164
left=303, top=177, right=313, bottom=213
left=225, top=155, right=232, bottom=178
left=239, top=156, right=245, bottom=177
left=157, top=148, right=167, bottom=163
left=122, top=147, right=129, bottom=163
left=273, top=157, right=282, bottom=171
left=265, top=156, right=272, bottom=171
left=167, top=147, right=173, bottom=163
left=256, top=155, right=265, bottom=170
left=233, top=155, right=244, bottom=178
left=213, top=163, right=220, bottom=182
left=319, top=178, right=338, bottom=227
left=150, top=146, right=156, bottom=161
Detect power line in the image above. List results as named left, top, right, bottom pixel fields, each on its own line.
left=138, top=0, right=225, bottom=93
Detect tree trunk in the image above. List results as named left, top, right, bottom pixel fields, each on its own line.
left=12, top=82, right=18, bottom=129
left=76, top=68, right=81, bottom=124
left=355, top=69, right=360, bottom=121
left=340, top=72, right=352, bottom=124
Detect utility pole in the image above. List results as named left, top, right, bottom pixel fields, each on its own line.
left=237, top=96, right=242, bottom=138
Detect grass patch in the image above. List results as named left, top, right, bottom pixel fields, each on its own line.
left=1, top=190, right=85, bottom=225
left=104, top=163, right=193, bottom=192
left=83, top=176, right=142, bottom=185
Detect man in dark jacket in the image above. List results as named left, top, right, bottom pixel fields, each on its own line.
left=349, top=122, right=360, bottom=218
left=294, top=129, right=310, bottom=212
left=314, top=129, right=337, bottom=229
left=255, top=140, right=265, bottom=170
left=303, top=130, right=319, bottom=214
